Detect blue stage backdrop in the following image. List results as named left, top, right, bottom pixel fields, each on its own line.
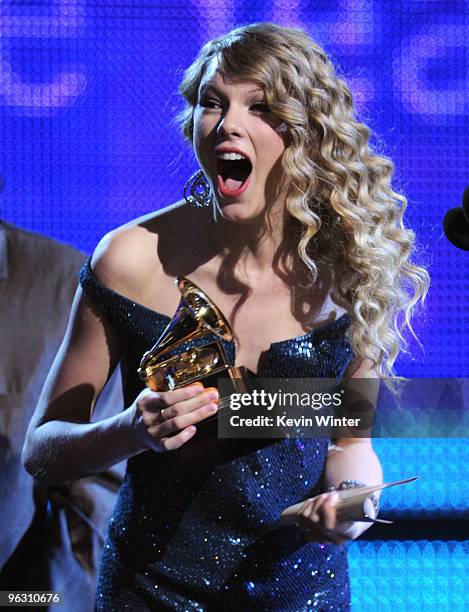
left=1, top=2, right=468, bottom=610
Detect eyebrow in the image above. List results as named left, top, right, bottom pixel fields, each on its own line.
left=198, top=83, right=264, bottom=97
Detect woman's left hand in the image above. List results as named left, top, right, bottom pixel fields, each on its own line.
left=293, top=491, right=354, bottom=545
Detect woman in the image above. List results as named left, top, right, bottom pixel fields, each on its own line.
left=23, top=23, right=428, bottom=611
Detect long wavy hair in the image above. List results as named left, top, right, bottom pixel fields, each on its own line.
left=178, top=22, right=429, bottom=379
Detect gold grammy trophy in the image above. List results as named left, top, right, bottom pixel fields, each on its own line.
left=137, top=277, right=262, bottom=476
left=138, top=276, right=248, bottom=393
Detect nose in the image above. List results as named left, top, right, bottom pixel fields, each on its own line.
left=217, top=104, right=244, bottom=138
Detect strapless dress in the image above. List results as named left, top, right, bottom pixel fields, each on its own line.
left=79, top=260, right=354, bottom=611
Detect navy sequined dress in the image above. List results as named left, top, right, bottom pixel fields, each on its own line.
left=79, top=261, right=354, bottom=612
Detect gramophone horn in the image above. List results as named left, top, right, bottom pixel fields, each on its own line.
left=138, top=276, right=233, bottom=389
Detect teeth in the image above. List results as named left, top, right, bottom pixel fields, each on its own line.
left=216, top=152, right=247, bottom=161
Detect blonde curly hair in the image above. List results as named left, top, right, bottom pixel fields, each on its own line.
left=178, top=22, right=429, bottom=379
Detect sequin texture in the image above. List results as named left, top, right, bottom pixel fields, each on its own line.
left=80, top=260, right=354, bottom=611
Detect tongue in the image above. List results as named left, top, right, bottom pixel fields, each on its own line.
left=223, top=177, right=243, bottom=190
left=218, top=158, right=251, bottom=192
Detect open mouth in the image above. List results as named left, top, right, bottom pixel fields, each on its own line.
left=216, top=155, right=252, bottom=197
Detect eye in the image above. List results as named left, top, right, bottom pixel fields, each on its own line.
left=199, top=98, right=222, bottom=110
left=250, top=101, right=270, bottom=113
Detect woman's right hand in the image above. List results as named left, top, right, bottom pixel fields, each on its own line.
left=129, top=384, right=219, bottom=453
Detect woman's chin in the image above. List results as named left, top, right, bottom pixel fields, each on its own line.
left=213, top=192, right=264, bottom=223
left=215, top=203, right=260, bottom=224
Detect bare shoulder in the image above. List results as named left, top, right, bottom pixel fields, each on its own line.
left=91, top=213, right=157, bottom=296
left=91, top=200, right=210, bottom=297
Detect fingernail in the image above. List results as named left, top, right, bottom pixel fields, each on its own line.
left=207, top=403, right=218, bottom=413
left=329, top=492, right=339, bottom=505
left=189, top=384, right=204, bottom=394
left=205, top=390, right=219, bottom=400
